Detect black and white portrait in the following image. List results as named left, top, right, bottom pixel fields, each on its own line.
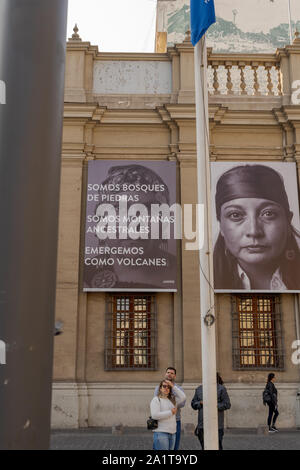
left=211, top=162, right=300, bottom=292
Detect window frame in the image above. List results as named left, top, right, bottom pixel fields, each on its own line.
left=231, top=294, right=284, bottom=370
left=105, top=294, right=157, bottom=371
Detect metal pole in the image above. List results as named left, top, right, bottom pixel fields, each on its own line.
left=288, top=0, right=293, bottom=44
left=0, top=0, right=68, bottom=449
left=194, top=38, right=219, bottom=450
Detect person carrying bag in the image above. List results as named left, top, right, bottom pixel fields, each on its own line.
left=263, top=373, right=279, bottom=433
left=150, top=379, right=186, bottom=450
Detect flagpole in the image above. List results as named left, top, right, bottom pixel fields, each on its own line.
left=288, top=0, right=293, bottom=44
left=194, top=36, right=219, bottom=450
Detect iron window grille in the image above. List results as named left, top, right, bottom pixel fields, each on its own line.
left=232, top=294, right=284, bottom=370
left=105, top=294, right=157, bottom=370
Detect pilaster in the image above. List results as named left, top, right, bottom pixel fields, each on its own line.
left=65, top=25, right=98, bottom=103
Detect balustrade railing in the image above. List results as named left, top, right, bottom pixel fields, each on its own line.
left=207, top=51, right=282, bottom=97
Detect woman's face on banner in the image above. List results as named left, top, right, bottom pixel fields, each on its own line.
left=219, top=198, right=290, bottom=268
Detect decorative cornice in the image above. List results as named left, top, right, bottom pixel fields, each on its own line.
left=64, top=103, right=106, bottom=122
left=97, top=109, right=164, bottom=125
left=211, top=146, right=282, bottom=158
left=280, top=105, right=300, bottom=122
left=64, top=103, right=97, bottom=118
left=92, top=146, right=169, bottom=157
left=167, top=46, right=180, bottom=59
left=66, top=36, right=99, bottom=57
left=94, top=52, right=170, bottom=62
left=164, top=104, right=195, bottom=120
left=62, top=143, right=85, bottom=152
left=208, top=52, right=279, bottom=64
left=164, top=103, right=281, bottom=128
left=213, top=109, right=279, bottom=126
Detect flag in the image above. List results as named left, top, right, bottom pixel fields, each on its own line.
left=190, top=0, right=216, bottom=46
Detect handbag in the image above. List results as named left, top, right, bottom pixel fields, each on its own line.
left=262, top=387, right=271, bottom=405
left=147, top=397, right=160, bottom=430
left=147, top=416, right=158, bottom=430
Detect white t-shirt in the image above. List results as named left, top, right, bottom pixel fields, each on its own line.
left=150, top=385, right=186, bottom=434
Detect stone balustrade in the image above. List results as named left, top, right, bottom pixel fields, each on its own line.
left=65, top=29, right=300, bottom=106
left=207, top=50, right=282, bottom=97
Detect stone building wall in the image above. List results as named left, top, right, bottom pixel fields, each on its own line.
left=51, top=30, right=300, bottom=429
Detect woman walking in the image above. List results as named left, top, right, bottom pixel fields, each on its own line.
left=263, top=373, right=279, bottom=432
left=150, top=379, right=186, bottom=450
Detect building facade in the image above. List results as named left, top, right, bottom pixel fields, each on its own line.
left=51, top=27, right=300, bottom=430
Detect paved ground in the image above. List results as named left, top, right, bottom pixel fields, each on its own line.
left=50, top=428, right=300, bottom=451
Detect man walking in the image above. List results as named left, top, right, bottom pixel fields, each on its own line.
left=154, top=367, right=186, bottom=450
left=191, top=373, right=231, bottom=450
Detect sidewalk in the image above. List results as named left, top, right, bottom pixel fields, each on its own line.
left=50, top=428, right=300, bottom=451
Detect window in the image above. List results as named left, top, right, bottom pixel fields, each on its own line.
left=232, top=295, right=284, bottom=370
left=105, top=294, right=157, bottom=370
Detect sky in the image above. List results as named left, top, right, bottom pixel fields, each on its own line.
left=67, top=0, right=157, bottom=53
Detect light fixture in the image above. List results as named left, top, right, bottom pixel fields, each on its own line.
left=204, top=312, right=215, bottom=327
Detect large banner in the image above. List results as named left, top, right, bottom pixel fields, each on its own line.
left=157, top=0, right=300, bottom=52
left=211, top=162, right=300, bottom=293
left=83, top=160, right=177, bottom=291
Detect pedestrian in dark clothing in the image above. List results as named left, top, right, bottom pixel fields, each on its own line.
left=191, top=373, right=231, bottom=450
left=263, top=373, right=279, bottom=433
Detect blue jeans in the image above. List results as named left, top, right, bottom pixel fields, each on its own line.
left=174, top=420, right=181, bottom=450
left=153, top=432, right=176, bottom=450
